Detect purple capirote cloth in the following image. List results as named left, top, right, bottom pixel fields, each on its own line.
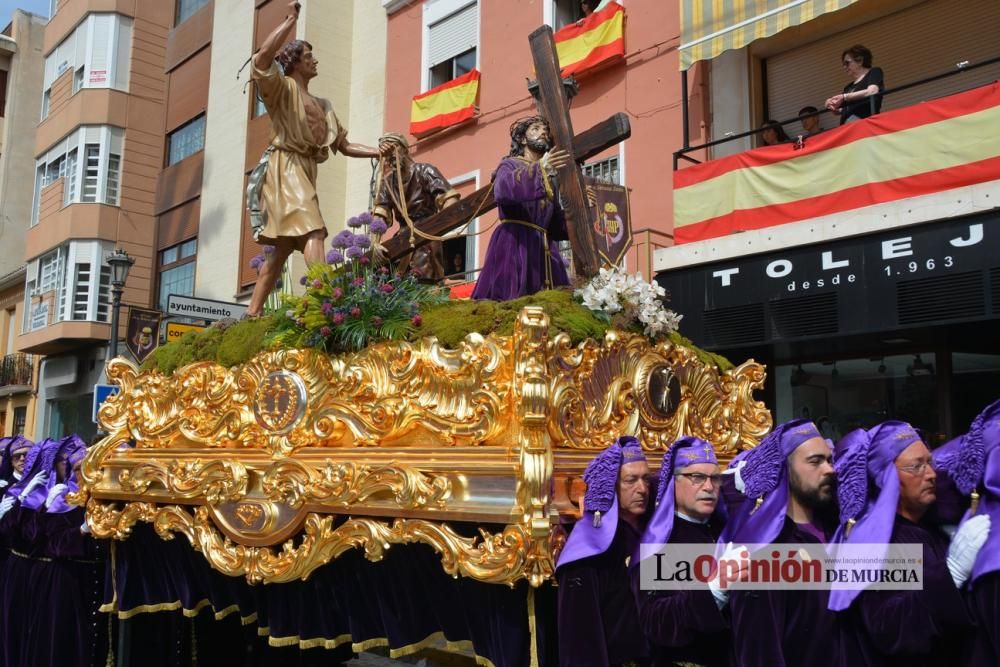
left=931, top=436, right=968, bottom=525
left=45, top=434, right=87, bottom=513
left=828, top=421, right=923, bottom=611
left=471, top=156, right=569, bottom=301
left=5, top=438, right=54, bottom=501
left=557, top=436, right=646, bottom=570
left=720, top=419, right=823, bottom=547
left=638, top=436, right=719, bottom=564
left=20, top=438, right=64, bottom=510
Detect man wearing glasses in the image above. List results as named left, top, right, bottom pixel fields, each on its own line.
left=829, top=421, right=988, bottom=664
left=632, top=436, right=732, bottom=666
left=0, top=436, right=32, bottom=487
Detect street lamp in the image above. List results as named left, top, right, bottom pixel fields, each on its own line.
left=106, top=248, right=135, bottom=360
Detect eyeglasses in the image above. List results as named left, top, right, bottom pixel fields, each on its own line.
left=897, top=461, right=935, bottom=476
left=676, top=472, right=723, bottom=488
left=842, top=59, right=854, bottom=67
left=11, top=452, right=27, bottom=461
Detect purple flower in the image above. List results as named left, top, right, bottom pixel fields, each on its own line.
left=346, top=246, right=363, bottom=259
left=347, top=216, right=362, bottom=228
left=352, top=234, right=371, bottom=249
left=357, top=211, right=374, bottom=227
left=358, top=255, right=371, bottom=266
left=350, top=307, right=361, bottom=318
left=320, top=326, right=332, bottom=337
left=332, top=230, right=354, bottom=249
left=249, top=254, right=265, bottom=270
left=326, top=249, right=344, bottom=264
left=312, top=279, right=323, bottom=289
left=321, top=302, right=333, bottom=314
left=369, top=218, right=388, bottom=236
left=332, top=287, right=343, bottom=300
left=263, top=245, right=275, bottom=255
left=380, top=284, right=394, bottom=294
left=299, top=275, right=308, bottom=285
left=411, top=314, right=423, bottom=327
left=370, top=316, right=383, bottom=327
left=332, top=312, right=345, bottom=325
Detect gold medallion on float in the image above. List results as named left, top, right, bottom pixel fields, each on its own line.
left=253, top=370, right=307, bottom=434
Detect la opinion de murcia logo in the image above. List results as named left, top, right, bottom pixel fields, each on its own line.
left=253, top=371, right=307, bottom=433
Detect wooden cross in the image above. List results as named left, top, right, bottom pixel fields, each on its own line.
left=385, top=26, right=630, bottom=280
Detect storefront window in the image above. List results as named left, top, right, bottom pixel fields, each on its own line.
left=950, top=353, right=1000, bottom=432
left=775, top=353, right=940, bottom=444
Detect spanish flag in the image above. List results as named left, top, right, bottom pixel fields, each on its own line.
left=409, top=69, right=480, bottom=137
left=554, top=2, right=625, bottom=77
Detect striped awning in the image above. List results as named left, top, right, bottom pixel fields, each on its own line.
left=680, top=0, right=858, bottom=70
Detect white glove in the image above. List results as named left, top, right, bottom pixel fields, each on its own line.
left=0, top=479, right=8, bottom=489
left=80, top=520, right=91, bottom=535
left=0, top=495, right=15, bottom=520
left=947, top=514, right=991, bottom=588
left=17, top=472, right=47, bottom=501
left=708, top=542, right=748, bottom=608
left=722, top=458, right=748, bottom=493
left=45, top=483, right=68, bottom=508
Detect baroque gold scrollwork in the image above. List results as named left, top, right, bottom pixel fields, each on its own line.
left=118, top=459, right=249, bottom=505
left=260, top=459, right=451, bottom=510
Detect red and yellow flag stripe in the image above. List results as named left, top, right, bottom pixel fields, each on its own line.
left=554, top=2, right=625, bottom=77
left=410, top=69, right=480, bottom=137
left=673, top=82, right=1000, bottom=244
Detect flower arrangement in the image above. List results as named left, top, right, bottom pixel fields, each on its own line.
left=268, top=212, right=449, bottom=353
left=574, top=266, right=683, bottom=338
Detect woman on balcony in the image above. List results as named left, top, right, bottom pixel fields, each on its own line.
left=826, top=44, right=885, bottom=124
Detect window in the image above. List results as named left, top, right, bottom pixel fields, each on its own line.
left=41, top=13, right=133, bottom=106
left=12, top=407, right=26, bottom=436
left=425, top=1, right=478, bottom=90
left=24, top=241, right=115, bottom=330
left=176, top=0, right=210, bottom=27
left=253, top=93, right=267, bottom=118
left=32, top=125, right=125, bottom=223
left=167, top=115, right=206, bottom=165
left=157, top=239, right=197, bottom=312
left=582, top=156, right=621, bottom=185
left=551, top=0, right=585, bottom=30
left=0, top=69, right=7, bottom=117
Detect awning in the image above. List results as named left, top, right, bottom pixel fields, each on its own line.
left=680, top=0, right=858, bottom=70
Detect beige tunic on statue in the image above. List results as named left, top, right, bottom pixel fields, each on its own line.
left=251, top=61, right=348, bottom=249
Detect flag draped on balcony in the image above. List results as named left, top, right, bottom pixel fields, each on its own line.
left=672, top=82, right=1000, bottom=244
left=409, top=69, right=480, bottom=137
left=680, top=0, right=858, bottom=70
left=554, top=1, right=625, bottom=77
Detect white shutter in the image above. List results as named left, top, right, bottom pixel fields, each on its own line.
left=765, top=0, right=1000, bottom=128
left=87, top=14, right=112, bottom=88
left=428, top=2, right=477, bottom=66
left=113, top=17, right=132, bottom=90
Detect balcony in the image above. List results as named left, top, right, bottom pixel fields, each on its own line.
left=0, top=353, right=33, bottom=396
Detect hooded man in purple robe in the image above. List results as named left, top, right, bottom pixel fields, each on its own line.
left=934, top=400, right=1000, bottom=666
left=829, top=420, right=988, bottom=666
left=721, top=419, right=841, bottom=667
left=556, top=435, right=650, bottom=666
left=632, top=436, right=732, bottom=666
left=471, top=116, right=572, bottom=301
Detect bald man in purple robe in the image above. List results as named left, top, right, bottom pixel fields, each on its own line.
left=722, top=419, right=841, bottom=667
left=934, top=400, right=1000, bottom=666
left=829, top=421, right=988, bottom=666
left=556, top=436, right=650, bottom=667
left=632, top=436, right=732, bottom=666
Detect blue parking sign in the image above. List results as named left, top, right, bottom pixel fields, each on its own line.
left=93, top=384, right=119, bottom=424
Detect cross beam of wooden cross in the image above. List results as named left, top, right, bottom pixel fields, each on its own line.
left=385, top=27, right=631, bottom=279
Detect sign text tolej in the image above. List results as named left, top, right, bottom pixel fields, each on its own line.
left=165, top=294, right=247, bottom=322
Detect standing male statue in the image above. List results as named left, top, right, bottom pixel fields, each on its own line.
left=246, top=1, right=388, bottom=317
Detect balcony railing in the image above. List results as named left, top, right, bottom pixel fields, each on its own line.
left=674, top=54, right=1000, bottom=169
left=0, top=353, right=33, bottom=390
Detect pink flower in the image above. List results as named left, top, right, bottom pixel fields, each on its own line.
left=321, top=302, right=333, bottom=314
left=351, top=277, right=364, bottom=287
left=350, top=307, right=361, bottom=318
left=371, top=316, right=383, bottom=327
left=411, top=314, right=422, bottom=327
left=312, top=279, right=323, bottom=289
left=332, top=313, right=345, bottom=325
left=379, top=267, right=390, bottom=275
left=359, top=255, right=371, bottom=265
left=320, top=326, right=332, bottom=337
left=332, top=287, right=343, bottom=300
left=380, top=284, right=394, bottom=294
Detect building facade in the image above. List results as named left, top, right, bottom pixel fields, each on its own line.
left=381, top=0, right=689, bottom=279
left=0, top=10, right=49, bottom=438
left=654, top=0, right=1000, bottom=443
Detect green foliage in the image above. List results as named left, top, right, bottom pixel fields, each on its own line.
left=140, top=317, right=276, bottom=375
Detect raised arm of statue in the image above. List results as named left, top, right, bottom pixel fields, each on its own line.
left=254, top=1, right=300, bottom=71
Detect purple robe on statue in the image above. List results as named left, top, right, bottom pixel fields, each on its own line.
left=838, top=515, right=971, bottom=667
left=632, top=516, right=732, bottom=666
left=557, top=519, right=648, bottom=667
left=729, top=517, right=839, bottom=667
left=471, top=156, right=569, bottom=301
